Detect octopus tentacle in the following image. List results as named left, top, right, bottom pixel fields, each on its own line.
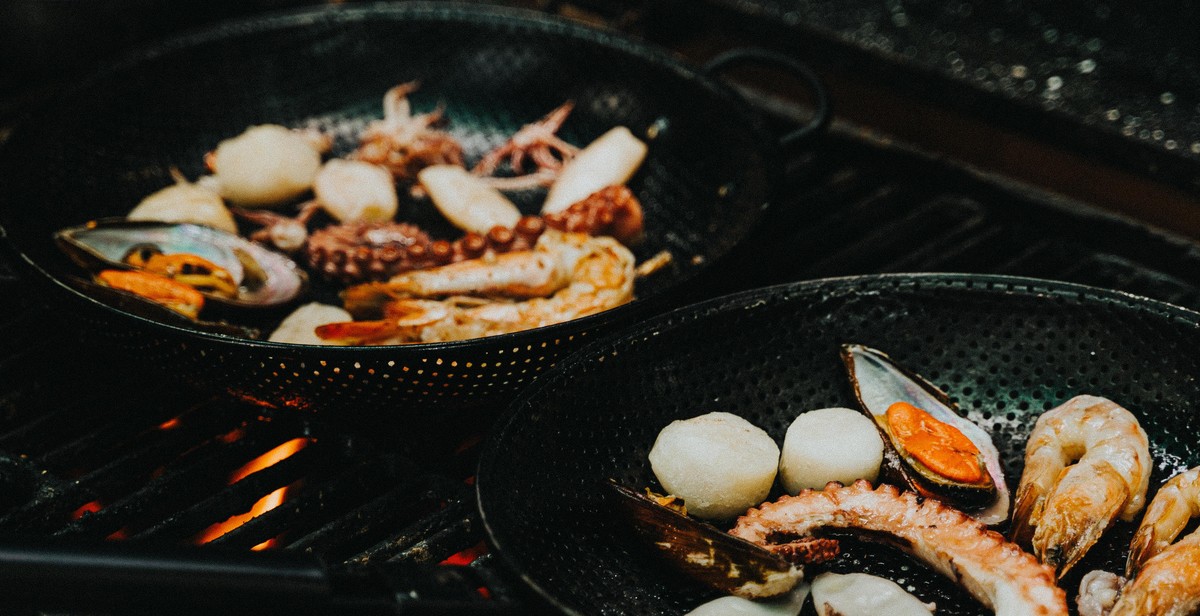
left=730, top=480, right=1067, bottom=616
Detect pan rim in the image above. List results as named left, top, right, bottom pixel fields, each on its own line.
left=475, top=271, right=1200, bottom=616
left=0, top=0, right=779, bottom=355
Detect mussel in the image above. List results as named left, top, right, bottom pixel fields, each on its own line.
left=606, top=480, right=806, bottom=600
left=55, top=219, right=308, bottom=312
left=841, top=344, right=1010, bottom=525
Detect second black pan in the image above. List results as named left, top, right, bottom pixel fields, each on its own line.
left=477, top=273, right=1200, bottom=615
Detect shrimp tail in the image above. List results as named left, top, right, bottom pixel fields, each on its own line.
left=1034, top=461, right=1130, bottom=578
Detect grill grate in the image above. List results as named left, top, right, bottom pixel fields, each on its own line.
left=3, top=63, right=1200, bottom=616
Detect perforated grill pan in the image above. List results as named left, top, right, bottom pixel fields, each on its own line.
left=477, top=273, right=1200, bottom=615
left=0, top=3, right=824, bottom=415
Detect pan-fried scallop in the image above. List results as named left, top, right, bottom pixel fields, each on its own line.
left=648, top=412, right=779, bottom=520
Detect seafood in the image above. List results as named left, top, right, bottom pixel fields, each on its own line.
left=729, top=480, right=1068, bottom=616
left=471, top=101, right=580, bottom=190
left=56, top=220, right=308, bottom=309
left=842, top=344, right=1009, bottom=525
left=233, top=158, right=399, bottom=253
left=268, top=303, right=353, bottom=346
left=96, top=270, right=205, bottom=319
left=542, top=126, right=648, bottom=213
left=778, top=407, right=883, bottom=493
left=810, top=572, right=935, bottom=616
left=1080, top=466, right=1200, bottom=616
left=648, top=412, right=779, bottom=521
left=352, top=81, right=464, bottom=183
left=311, top=159, right=398, bottom=223
left=1010, top=395, right=1151, bottom=578
left=418, top=165, right=522, bottom=234
left=302, top=217, right=545, bottom=283
left=316, top=231, right=634, bottom=344
left=543, top=184, right=644, bottom=245
left=126, top=169, right=237, bottom=234
left=607, top=481, right=819, bottom=600
left=208, top=124, right=324, bottom=206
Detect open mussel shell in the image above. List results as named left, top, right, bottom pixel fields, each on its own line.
left=64, top=276, right=261, bottom=338
left=605, top=480, right=803, bottom=599
left=841, top=344, right=1010, bottom=525
left=55, top=219, right=308, bottom=310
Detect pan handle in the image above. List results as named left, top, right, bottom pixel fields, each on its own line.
left=702, top=48, right=832, bottom=151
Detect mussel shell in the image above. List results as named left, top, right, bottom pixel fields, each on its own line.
left=841, top=344, right=1010, bottom=525
left=606, top=480, right=803, bottom=599
left=65, top=276, right=261, bottom=338
left=55, top=219, right=308, bottom=310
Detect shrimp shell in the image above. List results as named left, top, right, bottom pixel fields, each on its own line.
left=729, top=480, right=1067, bottom=616
left=1101, top=466, right=1200, bottom=616
left=1010, top=395, right=1151, bottom=578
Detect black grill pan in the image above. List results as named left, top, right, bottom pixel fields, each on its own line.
left=0, top=3, right=827, bottom=416
left=476, top=273, right=1200, bottom=615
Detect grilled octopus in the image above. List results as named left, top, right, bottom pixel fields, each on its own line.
left=729, top=480, right=1068, bottom=616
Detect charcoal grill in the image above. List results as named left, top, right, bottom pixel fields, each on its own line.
left=1, top=1, right=1200, bottom=615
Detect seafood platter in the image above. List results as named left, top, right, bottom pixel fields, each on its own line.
left=0, top=4, right=825, bottom=412
left=476, top=273, right=1200, bottom=615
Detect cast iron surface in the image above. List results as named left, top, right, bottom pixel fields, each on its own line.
left=477, top=273, right=1200, bottom=615
left=0, top=2, right=808, bottom=415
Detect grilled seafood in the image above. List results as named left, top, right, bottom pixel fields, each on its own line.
left=235, top=158, right=400, bottom=253
left=543, top=125, right=648, bottom=213
left=544, top=185, right=644, bottom=245
left=842, top=344, right=1009, bottom=525
left=729, top=480, right=1068, bottom=616
left=126, top=169, right=237, bottom=234
left=1086, top=466, right=1200, bottom=616
left=352, top=82, right=464, bottom=183
left=471, top=101, right=579, bottom=191
left=1010, top=395, right=1151, bottom=578
left=56, top=220, right=308, bottom=310
left=207, top=124, right=325, bottom=207
left=316, top=231, right=634, bottom=344
left=302, top=185, right=644, bottom=285
left=96, top=269, right=206, bottom=319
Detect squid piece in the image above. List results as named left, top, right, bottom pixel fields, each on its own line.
left=542, top=126, right=647, bottom=214
left=730, top=480, right=1067, bottom=616
left=418, top=165, right=522, bottom=235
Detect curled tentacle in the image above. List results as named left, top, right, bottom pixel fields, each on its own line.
left=730, top=480, right=1067, bottom=616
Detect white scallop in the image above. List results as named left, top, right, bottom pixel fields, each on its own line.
left=779, top=407, right=883, bottom=494
left=686, top=583, right=810, bottom=616
left=810, top=573, right=935, bottom=616
left=212, top=124, right=322, bottom=207
left=648, top=412, right=779, bottom=520
left=268, top=303, right=353, bottom=346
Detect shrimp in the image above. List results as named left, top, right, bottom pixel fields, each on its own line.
left=1099, top=466, right=1200, bottom=615
left=1009, top=395, right=1151, bottom=578
left=315, top=231, right=634, bottom=344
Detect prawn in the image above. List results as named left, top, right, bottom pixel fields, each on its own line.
left=315, top=231, right=634, bottom=344
left=1109, top=466, right=1200, bottom=615
left=1009, top=395, right=1151, bottom=578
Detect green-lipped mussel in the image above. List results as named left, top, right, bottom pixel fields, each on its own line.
left=841, top=344, right=1010, bottom=525
left=55, top=219, right=308, bottom=312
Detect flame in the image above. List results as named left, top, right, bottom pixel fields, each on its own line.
left=195, top=437, right=310, bottom=547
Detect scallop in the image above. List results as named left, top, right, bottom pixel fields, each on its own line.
left=810, top=573, right=935, bottom=616
left=648, top=412, right=779, bottom=520
left=211, top=124, right=322, bottom=206
left=268, top=303, right=353, bottom=345
left=127, top=171, right=237, bottom=234
left=686, top=583, right=810, bottom=615
left=779, top=407, right=883, bottom=493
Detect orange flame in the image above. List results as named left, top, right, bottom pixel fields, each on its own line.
left=195, top=437, right=311, bottom=548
